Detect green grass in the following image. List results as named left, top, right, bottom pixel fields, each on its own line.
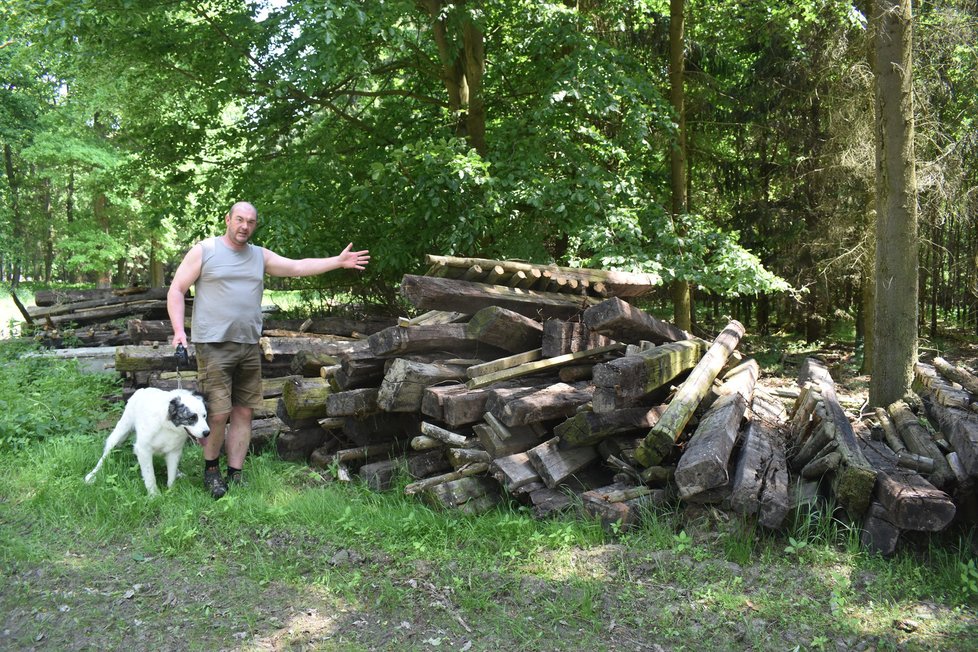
left=1, top=341, right=977, bottom=650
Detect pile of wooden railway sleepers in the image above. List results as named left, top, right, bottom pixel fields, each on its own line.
left=46, top=256, right=978, bottom=554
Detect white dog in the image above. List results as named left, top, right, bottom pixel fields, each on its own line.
left=85, top=388, right=210, bottom=496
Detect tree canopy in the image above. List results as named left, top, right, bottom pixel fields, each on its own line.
left=2, top=0, right=976, bottom=351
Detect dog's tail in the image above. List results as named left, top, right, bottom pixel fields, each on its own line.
left=84, top=409, right=134, bottom=484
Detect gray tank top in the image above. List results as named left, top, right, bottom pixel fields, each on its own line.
left=191, top=236, right=265, bottom=344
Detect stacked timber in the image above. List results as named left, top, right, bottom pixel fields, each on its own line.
left=47, top=256, right=978, bottom=554
left=17, top=282, right=392, bottom=349
left=785, top=357, right=970, bottom=555
left=10, top=286, right=174, bottom=346
left=262, top=258, right=804, bottom=531
left=278, top=262, right=978, bottom=553
left=25, top=287, right=173, bottom=330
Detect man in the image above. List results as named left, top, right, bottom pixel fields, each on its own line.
left=167, top=201, right=369, bottom=498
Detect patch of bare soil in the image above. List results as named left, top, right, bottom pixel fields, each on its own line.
left=4, top=527, right=977, bottom=652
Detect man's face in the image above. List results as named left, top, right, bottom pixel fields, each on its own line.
left=225, top=207, right=258, bottom=246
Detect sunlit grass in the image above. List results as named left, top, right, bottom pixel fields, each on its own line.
left=1, top=339, right=977, bottom=650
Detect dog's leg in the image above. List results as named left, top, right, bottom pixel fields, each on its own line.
left=133, top=442, right=160, bottom=496
left=164, top=449, right=182, bottom=488
left=84, top=410, right=133, bottom=484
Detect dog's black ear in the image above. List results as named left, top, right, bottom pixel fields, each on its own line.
left=168, top=396, right=182, bottom=423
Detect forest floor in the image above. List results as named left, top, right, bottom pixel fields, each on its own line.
left=3, top=333, right=978, bottom=651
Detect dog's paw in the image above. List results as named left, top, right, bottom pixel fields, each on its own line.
left=84, top=473, right=96, bottom=484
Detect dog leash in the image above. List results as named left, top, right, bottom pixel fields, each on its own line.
left=174, top=344, right=189, bottom=390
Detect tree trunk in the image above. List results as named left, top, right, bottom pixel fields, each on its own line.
left=869, top=0, right=918, bottom=408
left=41, top=177, right=54, bottom=283
left=861, top=194, right=877, bottom=374
left=669, top=0, right=691, bottom=331
left=421, top=0, right=487, bottom=155
left=3, top=143, right=24, bottom=284
left=150, top=237, right=165, bottom=287
left=461, top=12, right=486, bottom=156
left=93, top=191, right=112, bottom=289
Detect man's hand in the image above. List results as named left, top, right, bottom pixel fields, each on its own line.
left=337, top=243, right=370, bottom=270
left=172, top=331, right=188, bottom=349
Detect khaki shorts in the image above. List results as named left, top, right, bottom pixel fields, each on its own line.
left=195, top=342, right=264, bottom=415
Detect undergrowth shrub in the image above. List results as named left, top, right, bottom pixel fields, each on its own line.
left=0, top=340, right=120, bottom=450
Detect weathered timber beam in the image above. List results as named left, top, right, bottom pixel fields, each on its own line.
left=423, top=476, right=500, bottom=514
left=582, top=296, right=690, bottom=345
left=442, top=382, right=548, bottom=428
left=801, top=447, right=841, bottom=479
left=400, top=274, right=601, bottom=320
left=674, top=392, right=748, bottom=501
left=490, top=451, right=542, bottom=491
left=466, top=343, right=623, bottom=389
left=281, top=376, right=331, bottom=420
left=933, top=356, right=978, bottom=398
left=325, top=387, right=380, bottom=418
left=489, top=382, right=594, bottom=427
left=919, top=392, right=978, bottom=477
left=421, top=383, right=468, bottom=421
left=542, top=320, right=615, bottom=357
left=591, top=339, right=705, bottom=407
left=466, top=305, right=543, bottom=353
left=377, top=359, right=471, bottom=412
left=797, top=358, right=876, bottom=518
left=581, top=482, right=668, bottom=532
left=886, top=400, right=954, bottom=488
left=368, top=323, right=490, bottom=358
left=34, top=286, right=154, bottom=306
left=861, top=501, right=901, bottom=556
left=342, top=412, right=418, bottom=446
left=714, top=359, right=760, bottom=401
left=480, top=413, right=544, bottom=457
left=634, top=320, right=745, bottom=467
left=788, top=383, right=821, bottom=440
left=729, top=390, right=790, bottom=529
left=423, top=254, right=660, bottom=297
left=554, top=406, right=666, bottom=448
left=859, top=434, right=955, bottom=532
left=259, top=336, right=369, bottom=362
left=27, top=287, right=169, bottom=317
left=115, top=344, right=195, bottom=373
left=33, top=299, right=167, bottom=327
left=526, top=437, right=599, bottom=489
left=790, top=403, right=831, bottom=469
left=915, top=362, right=972, bottom=409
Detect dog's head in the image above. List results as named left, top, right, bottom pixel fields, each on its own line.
left=168, top=391, right=210, bottom=441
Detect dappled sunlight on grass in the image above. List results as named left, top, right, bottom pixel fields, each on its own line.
left=2, top=338, right=978, bottom=650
